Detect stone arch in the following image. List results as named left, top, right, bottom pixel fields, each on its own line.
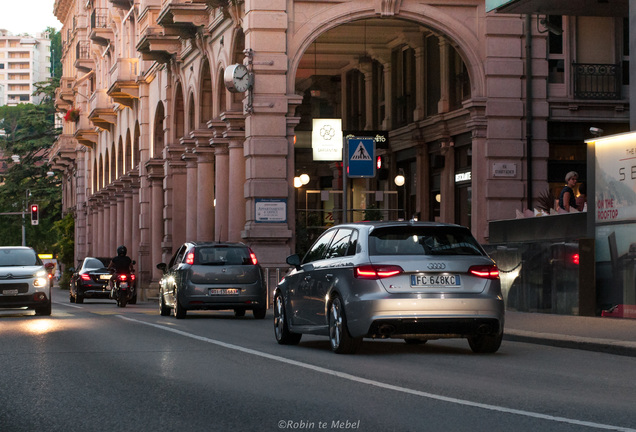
left=199, top=58, right=213, bottom=126
left=133, top=122, right=140, bottom=168
left=174, top=82, right=185, bottom=141
left=216, top=64, right=227, bottom=116
left=117, top=137, right=124, bottom=179
left=153, top=102, right=165, bottom=159
left=110, top=142, right=117, bottom=183
left=286, top=7, right=485, bottom=98
left=125, top=129, right=132, bottom=174
left=187, top=92, right=196, bottom=134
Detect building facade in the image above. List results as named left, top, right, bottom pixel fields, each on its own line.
left=0, top=30, right=52, bottom=106
left=50, top=0, right=629, bottom=298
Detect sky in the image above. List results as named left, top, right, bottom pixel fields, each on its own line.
left=0, top=0, right=62, bottom=36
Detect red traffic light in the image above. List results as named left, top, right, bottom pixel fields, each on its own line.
left=30, top=204, right=39, bottom=225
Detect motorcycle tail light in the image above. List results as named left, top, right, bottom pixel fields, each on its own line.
left=118, top=274, right=127, bottom=281
left=354, top=265, right=403, bottom=279
left=468, top=265, right=500, bottom=279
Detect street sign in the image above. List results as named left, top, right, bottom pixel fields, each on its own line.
left=347, top=137, right=375, bottom=178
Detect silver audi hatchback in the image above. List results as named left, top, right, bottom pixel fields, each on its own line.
left=274, top=221, right=504, bottom=354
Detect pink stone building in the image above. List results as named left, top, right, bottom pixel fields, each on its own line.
left=50, top=0, right=629, bottom=298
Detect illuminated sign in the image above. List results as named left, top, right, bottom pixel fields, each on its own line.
left=455, top=171, right=472, bottom=183
left=312, top=119, right=343, bottom=161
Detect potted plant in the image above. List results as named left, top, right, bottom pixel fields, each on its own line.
left=64, top=107, right=80, bottom=122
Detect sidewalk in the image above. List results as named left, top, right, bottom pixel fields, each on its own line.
left=504, top=311, right=636, bottom=357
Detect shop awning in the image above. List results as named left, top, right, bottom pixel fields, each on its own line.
left=486, top=0, right=628, bottom=17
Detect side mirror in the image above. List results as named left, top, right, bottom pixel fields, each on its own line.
left=286, top=254, right=301, bottom=269
left=157, top=263, right=167, bottom=273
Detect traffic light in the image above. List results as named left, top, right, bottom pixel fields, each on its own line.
left=30, top=204, right=39, bottom=225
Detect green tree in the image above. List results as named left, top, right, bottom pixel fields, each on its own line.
left=0, top=79, right=61, bottom=252
left=54, top=213, right=74, bottom=288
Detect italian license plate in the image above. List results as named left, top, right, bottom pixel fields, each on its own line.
left=100, top=275, right=111, bottom=280
left=411, top=274, right=461, bottom=287
left=2, top=289, right=18, bottom=295
left=209, top=288, right=239, bottom=295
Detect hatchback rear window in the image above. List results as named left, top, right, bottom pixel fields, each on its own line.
left=196, top=247, right=250, bottom=265
left=368, top=226, right=484, bottom=256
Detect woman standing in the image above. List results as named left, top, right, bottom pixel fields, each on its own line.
left=559, top=171, right=578, bottom=211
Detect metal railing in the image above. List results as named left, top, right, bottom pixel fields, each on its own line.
left=572, top=63, right=621, bottom=100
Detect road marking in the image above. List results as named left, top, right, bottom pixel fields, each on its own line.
left=118, top=315, right=635, bottom=432
left=56, top=302, right=83, bottom=309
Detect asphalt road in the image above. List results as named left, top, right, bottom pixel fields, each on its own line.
left=1, top=288, right=635, bottom=432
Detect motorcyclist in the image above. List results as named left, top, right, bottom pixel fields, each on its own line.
left=108, top=245, right=134, bottom=290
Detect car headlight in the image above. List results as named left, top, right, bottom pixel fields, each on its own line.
left=34, top=277, right=48, bottom=288
left=34, top=269, right=47, bottom=278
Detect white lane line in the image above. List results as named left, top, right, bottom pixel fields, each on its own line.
left=55, top=302, right=83, bottom=309
left=118, top=315, right=635, bottom=432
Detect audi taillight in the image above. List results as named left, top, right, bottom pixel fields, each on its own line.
left=80, top=274, right=91, bottom=281
left=248, top=248, right=258, bottom=265
left=185, top=252, right=195, bottom=265
left=468, top=265, right=500, bottom=279
left=130, top=274, right=136, bottom=281
left=354, top=265, right=403, bottom=279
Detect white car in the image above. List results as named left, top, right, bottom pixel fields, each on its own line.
left=0, top=247, right=51, bottom=315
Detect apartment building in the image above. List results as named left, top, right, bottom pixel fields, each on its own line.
left=0, top=30, right=52, bottom=106
left=50, top=0, right=629, bottom=299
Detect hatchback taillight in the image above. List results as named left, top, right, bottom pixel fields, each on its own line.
left=468, top=265, right=499, bottom=279
left=185, top=252, right=195, bottom=265
left=354, top=265, right=403, bottom=279
left=248, top=248, right=258, bottom=265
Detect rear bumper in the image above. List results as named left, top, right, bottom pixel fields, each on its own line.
left=180, top=282, right=267, bottom=311
left=346, top=295, right=505, bottom=338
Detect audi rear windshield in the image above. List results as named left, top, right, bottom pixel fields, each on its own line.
left=368, top=226, right=484, bottom=256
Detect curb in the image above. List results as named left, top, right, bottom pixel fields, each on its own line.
left=505, top=330, right=636, bottom=357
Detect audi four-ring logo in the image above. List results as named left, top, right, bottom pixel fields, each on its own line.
left=427, top=263, right=446, bottom=270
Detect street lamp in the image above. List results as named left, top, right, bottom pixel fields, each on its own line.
left=394, top=169, right=406, bottom=219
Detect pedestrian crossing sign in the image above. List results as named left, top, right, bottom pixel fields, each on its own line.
left=347, top=137, right=375, bottom=178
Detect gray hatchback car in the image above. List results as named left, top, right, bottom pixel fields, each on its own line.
left=157, top=241, right=267, bottom=319
left=274, top=221, right=504, bottom=354
left=0, top=246, right=51, bottom=316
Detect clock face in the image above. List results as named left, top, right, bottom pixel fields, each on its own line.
left=224, top=64, right=252, bottom=93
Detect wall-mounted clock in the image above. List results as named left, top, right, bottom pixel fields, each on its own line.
left=224, top=63, right=252, bottom=93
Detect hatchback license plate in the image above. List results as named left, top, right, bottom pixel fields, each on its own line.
left=210, top=288, right=239, bottom=295
left=2, top=289, right=18, bottom=295
left=411, top=274, right=461, bottom=287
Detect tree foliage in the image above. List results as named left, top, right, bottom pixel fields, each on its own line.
left=0, top=53, right=62, bottom=253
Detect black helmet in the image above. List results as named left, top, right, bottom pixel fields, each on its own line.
left=117, top=245, right=127, bottom=256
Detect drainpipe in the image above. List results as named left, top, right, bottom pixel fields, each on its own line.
left=526, top=15, right=533, bottom=211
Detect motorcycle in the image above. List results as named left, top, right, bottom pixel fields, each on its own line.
left=109, top=263, right=136, bottom=308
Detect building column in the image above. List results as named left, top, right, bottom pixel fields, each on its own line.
left=213, top=142, right=229, bottom=241
left=130, top=174, right=140, bottom=261
left=123, top=182, right=133, bottom=251
left=182, top=139, right=198, bottom=242
left=438, top=38, right=450, bottom=114
left=224, top=114, right=246, bottom=242
left=195, top=147, right=215, bottom=241
left=146, top=161, right=164, bottom=294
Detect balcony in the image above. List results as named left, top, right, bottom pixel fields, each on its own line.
left=573, top=63, right=622, bottom=100
left=156, top=0, right=209, bottom=37
left=136, top=27, right=181, bottom=63
left=109, top=0, right=133, bottom=9
left=89, top=89, right=117, bottom=130
left=107, top=58, right=140, bottom=108
left=74, top=41, right=94, bottom=72
left=74, top=113, right=98, bottom=148
left=55, top=77, right=75, bottom=110
left=48, top=134, right=77, bottom=171
left=90, top=8, right=113, bottom=46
